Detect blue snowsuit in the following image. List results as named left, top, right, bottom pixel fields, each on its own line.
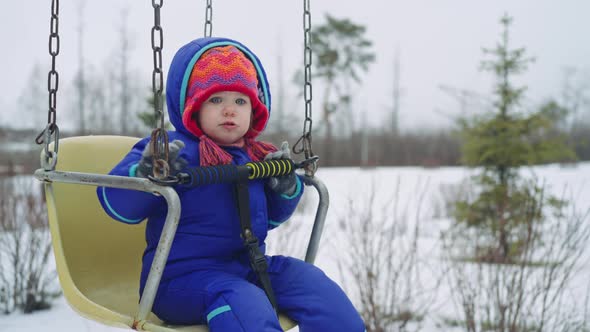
left=97, top=37, right=364, bottom=331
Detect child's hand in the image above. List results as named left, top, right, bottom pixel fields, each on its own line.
left=265, top=141, right=297, bottom=196
left=136, top=140, right=188, bottom=178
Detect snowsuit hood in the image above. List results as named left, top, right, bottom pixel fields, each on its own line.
left=166, top=37, right=272, bottom=138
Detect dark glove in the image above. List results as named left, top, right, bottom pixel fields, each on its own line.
left=265, top=141, right=297, bottom=196
left=136, top=139, right=187, bottom=178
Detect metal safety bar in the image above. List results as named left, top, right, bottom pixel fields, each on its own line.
left=34, top=169, right=180, bottom=328
left=34, top=168, right=329, bottom=329
left=302, top=176, right=329, bottom=264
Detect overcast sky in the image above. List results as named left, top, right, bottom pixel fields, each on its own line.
left=1, top=0, right=589, bottom=132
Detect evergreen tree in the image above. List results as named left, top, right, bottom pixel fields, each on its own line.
left=137, top=91, right=170, bottom=134
left=18, top=63, right=46, bottom=130
left=454, top=14, right=575, bottom=262
left=310, top=15, right=375, bottom=165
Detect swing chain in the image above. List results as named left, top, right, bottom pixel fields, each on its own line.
left=204, top=0, right=213, bottom=38
left=150, top=0, right=170, bottom=179
left=293, top=0, right=316, bottom=176
left=36, top=0, right=61, bottom=171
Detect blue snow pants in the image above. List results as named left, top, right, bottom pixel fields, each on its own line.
left=151, top=255, right=365, bottom=331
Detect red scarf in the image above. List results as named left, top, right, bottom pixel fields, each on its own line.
left=198, top=135, right=277, bottom=167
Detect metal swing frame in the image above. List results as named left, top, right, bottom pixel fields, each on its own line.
left=34, top=147, right=328, bottom=330
left=34, top=0, right=323, bottom=330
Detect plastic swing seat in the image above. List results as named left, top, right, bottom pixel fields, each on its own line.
left=41, top=135, right=298, bottom=331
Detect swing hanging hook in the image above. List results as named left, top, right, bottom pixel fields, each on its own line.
left=148, top=0, right=171, bottom=180
left=36, top=0, right=61, bottom=171
left=40, top=124, right=60, bottom=171
left=293, top=0, right=317, bottom=177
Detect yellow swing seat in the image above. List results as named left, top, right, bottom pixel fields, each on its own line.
left=42, top=135, right=296, bottom=331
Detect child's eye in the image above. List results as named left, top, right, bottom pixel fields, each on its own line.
left=209, top=96, right=222, bottom=104
left=235, top=98, right=247, bottom=105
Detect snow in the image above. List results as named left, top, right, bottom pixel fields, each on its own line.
left=2, top=163, right=590, bottom=331
left=0, top=297, right=122, bottom=332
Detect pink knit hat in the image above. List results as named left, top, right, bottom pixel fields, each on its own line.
left=182, top=45, right=276, bottom=166
left=182, top=45, right=269, bottom=139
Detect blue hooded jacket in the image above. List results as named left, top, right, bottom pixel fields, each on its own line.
left=96, top=37, right=303, bottom=290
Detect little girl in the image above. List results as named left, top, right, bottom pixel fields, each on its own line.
left=97, top=37, right=364, bottom=332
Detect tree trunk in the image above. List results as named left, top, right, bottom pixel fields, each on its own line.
left=323, top=81, right=333, bottom=166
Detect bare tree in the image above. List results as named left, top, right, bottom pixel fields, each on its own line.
left=118, top=7, right=132, bottom=135
left=390, top=46, right=402, bottom=137
left=560, top=67, right=590, bottom=131
left=0, top=177, right=60, bottom=314
left=86, top=71, right=111, bottom=134
left=74, top=0, right=87, bottom=135
left=270, top=34, right=287, bottom=136
left=17, top=64, right=47, bottom=130
left=334, top=178, right=442, bottom=331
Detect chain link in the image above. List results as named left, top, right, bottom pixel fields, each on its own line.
left=150, top=0, right=170, bottom=179
left=204, top=0, right=213, bottom=38
left=36, top=0, right=61, bottom=170
left=151, top=0, right=164, bottom=128
left=293, top=0, right=316, bottom=175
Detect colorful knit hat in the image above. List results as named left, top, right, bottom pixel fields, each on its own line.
left=182, top=45, right=276, bottom=166
left=182, top=45, right=269, bottom=139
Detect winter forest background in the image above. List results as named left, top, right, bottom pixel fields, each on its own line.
left=1, top=1, right=590, bottom=331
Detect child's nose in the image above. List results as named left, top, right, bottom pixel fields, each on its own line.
left=222, top=104, right=236, bottom=116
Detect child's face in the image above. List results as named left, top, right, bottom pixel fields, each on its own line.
left=198, top=91, right=252, bottom=145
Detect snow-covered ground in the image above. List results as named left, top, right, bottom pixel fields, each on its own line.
left=2, top=163, right=589, bottom=331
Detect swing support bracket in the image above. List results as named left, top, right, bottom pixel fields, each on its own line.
left=34, top=169, right=182, bottom=327
left=34, top=165, right=329, bottom=328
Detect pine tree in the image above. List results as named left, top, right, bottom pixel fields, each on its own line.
left=454, top=14, right=575, bottom=263
left=138, top=91, right=169, bottom=134
left=310, top=15, right=375, bottom=165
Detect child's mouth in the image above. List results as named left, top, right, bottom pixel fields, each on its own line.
left=221, top=122, right=237, bottom=129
